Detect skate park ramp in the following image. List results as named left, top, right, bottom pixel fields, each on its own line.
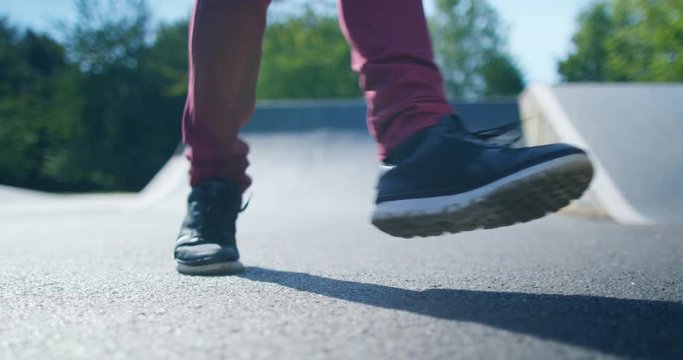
left=243, top=99, right=520, bottom=133
left=147, top=98, right=523, bottom=213
left=520, top=83, right=683, bottom=225
left=0, top=99, right=521, bottom=217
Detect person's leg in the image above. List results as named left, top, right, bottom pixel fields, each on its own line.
left=338, top=0, right=594, bottom=238
left=183, top=0, right=271, bottom=193
left=176, top=0, right=270, bottom=275
left=337, top=0, right=454, bottom=159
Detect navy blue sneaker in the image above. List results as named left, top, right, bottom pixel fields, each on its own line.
left=175, top=180, right=245, bottom=275
left=372, top=115, right=594, bottom=238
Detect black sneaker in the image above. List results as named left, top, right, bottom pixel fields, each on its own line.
left=372, top=115, right=594, bottom=238
left=175, top=180, right=245, bottom=275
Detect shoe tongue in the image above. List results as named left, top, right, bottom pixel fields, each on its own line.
left=204, top=183, right=223, bottom=198
left=192, top=180, right=241, bottom=204
left=384, top=130, right=428, bottom=165
left=439, top=114, right=467, bottom=133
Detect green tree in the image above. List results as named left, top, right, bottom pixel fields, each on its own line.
left=61, top=0, right=181, bottom=191
left=559, top=0, right=683, bottom=82
left=0, top=18, right=80, bottom=190
left=64, top=0, right=150, bottom=74
left=257, top=6, right=359, bottom=99
left=124, top=3, right=357, bottom=101
left=145, top=21, right=189, bottom=98
left=429, top=0, right=525, bottom=98
left=558, top=2, right=612, bottom=82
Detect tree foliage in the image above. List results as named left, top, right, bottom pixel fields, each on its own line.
left=51, top=0, right=181, bottom=191
left=0, top=17, right=80, bottom=190
left=0, top=1, right=183, bottom=192
left=559, top=0, right=683, bottom=82
left=429, top=0, right=525, bottom=98
left=258, top=6, right=358, bottom=99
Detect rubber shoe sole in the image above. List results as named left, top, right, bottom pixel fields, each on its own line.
left=176, top=260, right=244, bottom=276
left=372, top=153, right=594, bottom=238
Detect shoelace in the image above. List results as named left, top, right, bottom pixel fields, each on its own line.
left=442, top=117, right=521, bottom=148
left=191, top=192, right=242, bottom=239
left=239, top=192, right=252, bottom=213
left=473, top=124, right=522, bottom=147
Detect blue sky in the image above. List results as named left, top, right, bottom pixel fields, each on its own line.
left=0, top=0, right=593, bottom=84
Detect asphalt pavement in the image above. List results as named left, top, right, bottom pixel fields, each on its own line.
left=2, top=132, right=682, bottom=359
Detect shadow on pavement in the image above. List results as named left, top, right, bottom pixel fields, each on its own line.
left=240, top=267, right=683, bottom=358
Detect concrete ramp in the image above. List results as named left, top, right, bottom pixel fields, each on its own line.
left=520, top=83, right=683, bottom=225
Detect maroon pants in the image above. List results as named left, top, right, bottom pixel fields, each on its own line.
left=183, top=0, right=453, bottom=191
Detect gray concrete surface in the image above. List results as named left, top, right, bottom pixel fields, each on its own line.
left=520, top=84, right=683, bottom=224
left=2, top=132, right=682, bottom=359
left=554, top=84, right=683, bottom=223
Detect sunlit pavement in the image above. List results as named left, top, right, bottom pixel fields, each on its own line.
left=2, top=132, right=682, bottom=359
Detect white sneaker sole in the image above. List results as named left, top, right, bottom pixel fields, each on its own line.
left=176, top=260, right=244, bottom=276
left=372, top=153, right=594, bottom=238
